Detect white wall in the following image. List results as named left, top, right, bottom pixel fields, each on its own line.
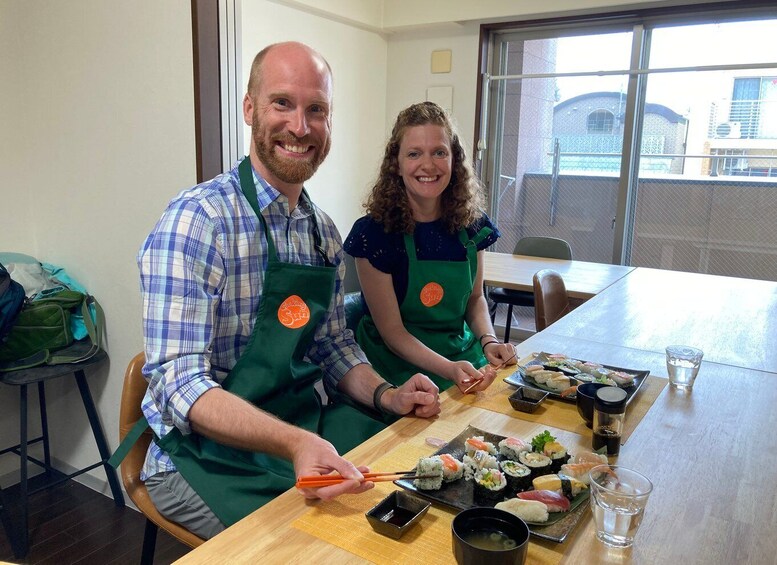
left=0, top=1, right=196, bottom=490
left=241, top=0, right=389, bottom=233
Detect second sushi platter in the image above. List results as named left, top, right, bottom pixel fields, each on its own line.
left=395, top=425, right=595, bottom=543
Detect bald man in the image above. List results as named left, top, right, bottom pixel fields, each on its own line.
left=134, top=42, right=440, bottom=538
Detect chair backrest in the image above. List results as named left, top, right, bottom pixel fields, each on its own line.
left=514, top=237, right=572, bottom=260
left=342, top=253, right=361, bottom=294
left=343, top=291, right=364, bottom=331
left=120, top=352, right=204, bottom=549
left=532, top=269, right=571, bottom=331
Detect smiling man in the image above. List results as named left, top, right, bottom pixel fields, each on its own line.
left=133, top=42, right=440, bottom=539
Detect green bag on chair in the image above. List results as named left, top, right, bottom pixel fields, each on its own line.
left=0, top=289, right=104, bottom=372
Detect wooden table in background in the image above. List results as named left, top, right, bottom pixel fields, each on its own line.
left=483, top=252, right=635, bottom=300
left=544, top=267, right=777, bottom=373
left=176, top=331, right=777, bottom=564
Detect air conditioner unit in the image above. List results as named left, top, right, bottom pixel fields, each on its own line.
left=715, top=121, right=742, bottom=139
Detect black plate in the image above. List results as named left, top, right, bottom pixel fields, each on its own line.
left=504, top=352, right=649, bottom=404
left=394, top=425, right=590, bottom=543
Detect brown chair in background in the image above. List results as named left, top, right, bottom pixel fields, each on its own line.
left=532, top=269, right=571, bottom=331
left=120, top=352, right=204, bottom=564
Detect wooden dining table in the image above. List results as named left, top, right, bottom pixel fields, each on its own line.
left=483, top=252, right=635, bottom=300
left=175, top=265, right=777, bottom=564
left=544, top=267, right=777, bottom=374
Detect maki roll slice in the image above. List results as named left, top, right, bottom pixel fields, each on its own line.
left=463, top=450, right=499, bottom=480
left=473, top=468, right=507, bottom=503
left=542, top=441, right=570, bottom=473
left=439, top=453, right=464, bottom=482
left=518, top=451, right=553, bottom=479
left=498, top=437, right=531, bottom=461
left=499, top=460, right=532, bottom=494
left=464, top=436, right=497, bottom=457
left=413, top=456, right=444, bottom=491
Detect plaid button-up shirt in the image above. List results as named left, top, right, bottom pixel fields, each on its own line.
left=137, top=161, right=367, bottom=479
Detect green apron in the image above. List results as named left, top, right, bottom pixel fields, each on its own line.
left=356, top=226, right=492, bottom=390
left=111, top=157, right=385, bottom=527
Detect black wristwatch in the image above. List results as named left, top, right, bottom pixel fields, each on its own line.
left=373, top=382, right=397, bottom=416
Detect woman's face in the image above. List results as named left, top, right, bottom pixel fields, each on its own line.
left=397, top=124, right=453, bottom=216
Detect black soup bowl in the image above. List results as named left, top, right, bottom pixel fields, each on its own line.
left=452, top=507, right=530, bottom=565
left=576, top=382, right=610, bottom=428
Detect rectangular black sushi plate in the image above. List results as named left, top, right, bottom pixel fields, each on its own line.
left=394, top=425, right=589, bottom=543
left=504, top=352, right=650, bottom=405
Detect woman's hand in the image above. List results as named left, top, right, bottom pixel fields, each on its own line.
left=483, top=341, right=517, bottom=368
left=448, top=360, right=498, bottom=394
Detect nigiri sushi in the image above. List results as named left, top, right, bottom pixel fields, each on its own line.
left=532, top=473, right=587, bottom=497
left=495, top=499, right=549, bottom=523
left=517, top=489, right=571, bottom=512
left=559, top=462, right=606, bottom=485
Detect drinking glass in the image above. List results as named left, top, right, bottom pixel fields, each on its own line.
left=589, top=465, right=652, bottom=548
left=665, top=345, right=704, bottom=390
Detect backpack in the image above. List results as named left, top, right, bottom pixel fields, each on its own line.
left=0, top=276, right=104, bottom=372
left=0, top=262, right=26, bottom=344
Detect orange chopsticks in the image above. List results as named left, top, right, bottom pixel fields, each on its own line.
left=462, top=378, right=484, bottom=394
left=295, top=472, right=433, bottom=489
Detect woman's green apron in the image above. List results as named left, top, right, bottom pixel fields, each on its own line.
left=356, top=226, right=492, bottom=390
left=111, top=157, right=385, bottom=527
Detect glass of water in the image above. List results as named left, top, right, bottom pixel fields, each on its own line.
left=589, top=465, right=653, bottom=548
left=665, top=345, right=704, bottom=390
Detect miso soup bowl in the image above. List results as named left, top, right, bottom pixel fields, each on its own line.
left=452, top=507, right=530, bottom=565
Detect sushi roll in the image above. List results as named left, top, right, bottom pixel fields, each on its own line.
left=473, top=468, right=507, bottom=503
left=542, top=441, right=570, bottom=473
left=498, top=437, right=531, bottom=461
left=532, top=473, right=587, bottom=498
left=464, top=436, right=497, bottom=457
left=500, top=460, right=532, bottom=493
left=518, top=451, right=553, bottom=479
left=439, top=453, right=464, bottom=482
left=495, top=499, right=549, bottom=523
left=413, top=456, right=444, bottom=491
left=463, top=450, right=499, bottom=479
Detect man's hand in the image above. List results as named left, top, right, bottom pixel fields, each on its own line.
left=292, top=433, right=374, bottom=500
left=381, top=374, right=440, bottom=418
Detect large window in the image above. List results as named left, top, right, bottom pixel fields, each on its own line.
left=479, top=7, right=777, bottom=286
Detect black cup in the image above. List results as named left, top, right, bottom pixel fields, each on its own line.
left=452, top=507, right=530, bottom=565
left=576, top=382, right=610, bottom=428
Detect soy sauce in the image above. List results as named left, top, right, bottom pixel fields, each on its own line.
left=382, top=507, right=416, bottom=526
left=592, top=427, right=620, bottom=456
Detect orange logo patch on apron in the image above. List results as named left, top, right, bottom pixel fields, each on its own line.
left=420, top=282, right=444, bottom=307
left=277, top=295, right=310, bottom=329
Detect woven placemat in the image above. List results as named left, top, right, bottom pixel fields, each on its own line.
left=292, top=422, right=565, bottom=565
left=452, top=358, right=666, bottom=443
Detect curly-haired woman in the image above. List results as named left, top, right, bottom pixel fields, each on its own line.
left=344, top=102, right=516, bottom=393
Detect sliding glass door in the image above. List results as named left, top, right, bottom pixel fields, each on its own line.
left=480, top=9, right=777, bottom=282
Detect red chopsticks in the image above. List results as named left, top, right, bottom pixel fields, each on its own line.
left=295, top=471, right=435, bottom=489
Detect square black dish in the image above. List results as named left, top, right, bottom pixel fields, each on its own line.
left=508, top=386, right=549, bottom=413
left=394, top=425, right=590, bottom=543
left=504, top=352, right=650, bottom=404
left=365, top=490, right=431, bottom=539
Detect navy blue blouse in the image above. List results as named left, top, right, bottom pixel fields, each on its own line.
left=343, top=214, right=500, bottom=308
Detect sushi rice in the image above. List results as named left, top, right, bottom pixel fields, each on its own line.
left=495, top=498, right=549, bottom=523
left=413, top=456, right=444, bottom=490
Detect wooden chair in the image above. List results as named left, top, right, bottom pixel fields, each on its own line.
left=119, top=352, right=204, bottom=564
left=532, top=269, right=572, bottom=331
left=488, top=236, right=572, bottom=340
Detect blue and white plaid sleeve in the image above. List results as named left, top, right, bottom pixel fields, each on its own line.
left=138, top=196, right=224, bottom=438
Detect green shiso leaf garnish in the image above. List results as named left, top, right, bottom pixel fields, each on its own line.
left=531, top=430, right=556, bottom=452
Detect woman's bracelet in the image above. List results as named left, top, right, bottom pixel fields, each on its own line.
left=478, top=332, right=498, bottom=344
left=481, top=340, right=500, bottom=350
left=373, top=382, right=397, bottom=416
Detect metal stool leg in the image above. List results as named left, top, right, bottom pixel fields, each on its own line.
left=37, top=381, right=51, bottom=474
left=73, top=370, right=125, bottom=507
left=17, top=383, right=29, bottom=557
left=141, top=519, right=159, bottom=565
left=504, top=304, right=514, bottom=343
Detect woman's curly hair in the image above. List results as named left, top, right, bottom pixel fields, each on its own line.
left=365, top=101, right=485, bottom=234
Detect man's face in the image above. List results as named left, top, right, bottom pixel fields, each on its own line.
left=244, top=45, right=332, bottom=192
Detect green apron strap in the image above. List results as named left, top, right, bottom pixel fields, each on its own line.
left=108, top=416, right=149, bottom=468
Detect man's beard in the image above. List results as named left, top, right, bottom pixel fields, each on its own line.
left=252, top=111, right=331, bottom=185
